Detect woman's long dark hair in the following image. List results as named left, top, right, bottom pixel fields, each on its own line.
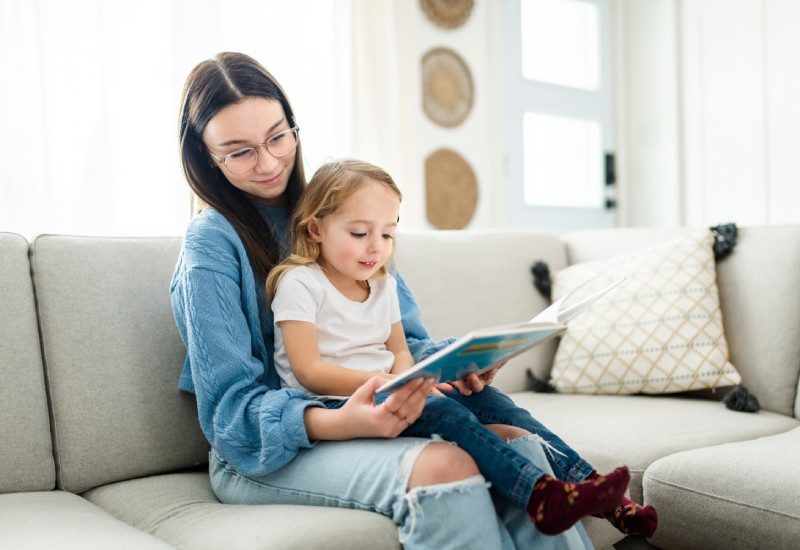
left=178, top=52, right=306, bottom=283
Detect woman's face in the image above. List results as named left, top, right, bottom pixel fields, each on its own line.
left=202, top=97, right=296, bottom=205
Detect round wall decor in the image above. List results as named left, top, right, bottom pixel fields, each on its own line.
left=419, top=0, right=474, bottom=29
left=425, top=148, right=478, bottom=229
left=421, top=47, right=474, bottom=128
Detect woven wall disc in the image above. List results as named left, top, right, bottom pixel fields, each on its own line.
left=421, top=47, right=474, bottom=128
left=425, top=148, right=478, bottom=229
left=419, top=0, right=474, bottom=29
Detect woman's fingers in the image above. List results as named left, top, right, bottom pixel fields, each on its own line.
left=383, top=377, right=432, bottom=424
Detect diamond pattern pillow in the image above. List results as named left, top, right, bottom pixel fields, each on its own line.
left=549, top=230, right=742, bottom=394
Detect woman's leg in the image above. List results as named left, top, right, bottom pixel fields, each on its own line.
left=209, top=440, right=503, bottom=550
left=446, top=386, right=594, bottom=482
left=402, top=396, right=544, bottom=509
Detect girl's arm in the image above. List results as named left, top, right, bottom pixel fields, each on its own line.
left=280, top=320, right=383, bottom=396
left=386, top=321, right=415, bottom=374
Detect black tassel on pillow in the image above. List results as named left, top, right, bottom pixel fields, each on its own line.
left=710, top=223, right=738, bottom=260
left=526, top=369, right=557, bottom=393
left=531, top=261, right=552, bottom=300
left=723, top=385, right=760, bottom=413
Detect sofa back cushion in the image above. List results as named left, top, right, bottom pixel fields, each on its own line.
left=0, top=233, right=55, bottom=493
left=31, top=236, right=209, bottom=493
left=395, top=229, right=568, bottom=393
left=563, top=226, right=800, bottom=417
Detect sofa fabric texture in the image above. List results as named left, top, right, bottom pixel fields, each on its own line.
left=0, top=232, right=55, bottom=493
left=30, top=235, right=209, bottom=493
left=509, top=392, right=799, bottom=504
left=644, top=427, right=800, bottom=549
left=0, top=491, right=172, bottom=548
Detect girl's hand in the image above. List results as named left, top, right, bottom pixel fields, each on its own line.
left=338, top=376, right=433, bottom=438
left=450, top=361, right=507, bottom=395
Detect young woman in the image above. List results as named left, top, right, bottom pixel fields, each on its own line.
left=266, top=158, right=632, bottom=535
left=170, top=51, right=649, bottom=548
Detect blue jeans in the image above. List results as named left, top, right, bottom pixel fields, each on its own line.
left=327, top=386, right=594, bottom=509
left=210, top=436, right=593, bottom=549
left=444, top=386, right=595, bottom=483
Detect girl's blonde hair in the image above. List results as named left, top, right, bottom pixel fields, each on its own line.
left=266, top=159, right=402, bottom=300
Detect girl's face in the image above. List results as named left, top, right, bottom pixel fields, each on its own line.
left=202, top=97, right=296, bottom=205
left=311, top=180, right=400, bottom=289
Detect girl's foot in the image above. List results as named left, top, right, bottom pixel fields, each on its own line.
left=587, top=471, right=658, bottom=537
left=527, top=466, right=630, bottom=535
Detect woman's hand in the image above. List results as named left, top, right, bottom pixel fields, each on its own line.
left=338, top=376, right=434, bottom=439
left=450, top=361, right=507, bottom=396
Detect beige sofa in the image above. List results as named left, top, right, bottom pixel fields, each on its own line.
left=1, top=226, right=798, bottom=549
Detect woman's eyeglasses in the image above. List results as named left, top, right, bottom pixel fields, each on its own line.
left=211, top=127, right=299, bottom=174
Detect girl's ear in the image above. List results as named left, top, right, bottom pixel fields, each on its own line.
left=308, top=218, right=324, bottom=242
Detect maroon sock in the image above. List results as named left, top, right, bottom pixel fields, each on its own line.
left=587, top=471, right=658, bottom=537
left=527, top=466, right=630, bottom=536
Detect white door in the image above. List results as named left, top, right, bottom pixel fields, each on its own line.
left=506, top=0, right=615, bottom=232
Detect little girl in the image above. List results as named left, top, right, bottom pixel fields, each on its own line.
left=267, top=159, right=657, bottom=537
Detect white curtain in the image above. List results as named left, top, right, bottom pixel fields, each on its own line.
left=349, top=0, right=420, bottom=226
left=0, top=0, right=362, bottom=239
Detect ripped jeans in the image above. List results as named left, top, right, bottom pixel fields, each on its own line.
left=209, top=436, right=593, bottom=549
left=325, top=386, right=594, bottom=509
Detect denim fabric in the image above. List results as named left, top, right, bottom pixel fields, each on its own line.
left=398, top=396, right=544, bottom=508
left=325, top=386, right=593, bottom=509
left=495, top=436, right=594, bottom=549
left=446, top=386, right=595, bottom=482
left=209, top=437, right=593, bottom=550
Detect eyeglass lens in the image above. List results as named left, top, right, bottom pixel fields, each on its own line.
left=225, top=128, right=298, bottom=173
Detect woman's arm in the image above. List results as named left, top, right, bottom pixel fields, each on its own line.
left=279, top=320, right=380, bottom=396
left=172, top=264, right=321, bottom=478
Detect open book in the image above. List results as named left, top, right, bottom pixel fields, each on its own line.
left=376, top=275, right=626, bottom=393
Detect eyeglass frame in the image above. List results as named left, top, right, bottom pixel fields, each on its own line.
left=209, top=126, right=300, bottom=174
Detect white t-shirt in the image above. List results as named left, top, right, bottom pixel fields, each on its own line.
left=272, top=264, right=401, bottom=398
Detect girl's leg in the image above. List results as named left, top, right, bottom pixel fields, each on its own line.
left=459, top=389, right=656, bottom=538
left=445, top=385, right=594, bottom=482
left=401, top=396, right=544, bottom=509
left=402, top=396, right=629, bottom=536
left=209, top=440, right=503, bottom=550
left=494, top=435, right=595, bottom=549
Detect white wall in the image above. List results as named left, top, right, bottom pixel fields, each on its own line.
left=405, top=0, right=505, bottom=230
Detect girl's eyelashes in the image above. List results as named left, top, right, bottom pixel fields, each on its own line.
left=348, top=231, right=395, bottom=240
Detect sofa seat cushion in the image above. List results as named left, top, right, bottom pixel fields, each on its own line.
left=508, top=392, right=800, bottom=502
left=82, top=471, right=399, bottom=549
left=643, top=427, right=800, bottom=549
left=0, top=491, right=172, bottom=548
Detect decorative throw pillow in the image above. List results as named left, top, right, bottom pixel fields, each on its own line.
left=549, top=230, right=742, bottom=394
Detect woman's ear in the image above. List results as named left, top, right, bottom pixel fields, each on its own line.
left=308, top=218, right=324, bottom=242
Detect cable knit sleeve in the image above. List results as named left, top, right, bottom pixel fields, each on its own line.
left=170, top=213, right=321, bottom=477
left=174, top=266, right=321, bottom=476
